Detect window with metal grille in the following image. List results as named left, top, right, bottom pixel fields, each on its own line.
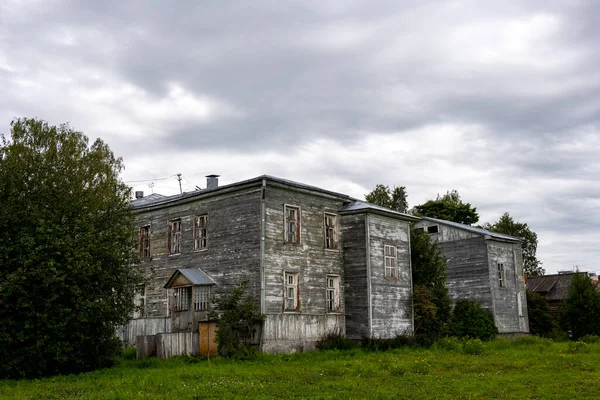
left=384, top=245, right=398, bottom=279
left=194, top=285, right=211, bottom=311
left=284, top=205, right=300, bottom=244
left=139, top=225, right=151, bottom=259
left=324, top=213, right=338, bottom=249
left=284, top=272, right=299, bottom=311
left=326, top=275, right=340, bottom=312
left=173, top=287, right=191, bottom=312
left=498, top=263, right=506, bottom=288
left=168, top=219, right=182, bottom=254
left=194, top=215, right=208, bottom=250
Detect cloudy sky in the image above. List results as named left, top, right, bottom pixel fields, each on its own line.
left=1, top=0, right=598, bottom=274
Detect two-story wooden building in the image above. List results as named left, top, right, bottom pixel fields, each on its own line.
left=127, top=175, right=418, bottom=354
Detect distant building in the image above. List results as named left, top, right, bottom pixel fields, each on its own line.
left=528, top=272, right=598, bottom=315
left=414, top=217, right=529, bottom=334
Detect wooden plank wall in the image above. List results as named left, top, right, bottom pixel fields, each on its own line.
left=156, top=332, right=199, bottom=358
left=117, top=318, right=171, bottom=347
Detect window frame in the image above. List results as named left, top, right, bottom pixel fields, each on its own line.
left=193, top=285, right=211, bottom=311
left=284, top=205, right=301, bottom=245
left=193, top=214, right=208, bottom=251
left=326, top=275, right=341, bottom=312
left=426, top=225, right=439, bottom=234
left=173, top=286, right=192, bottom=312
left=139, top=225, right=151, bottom=260
left=284, top=272, right=299, bottom=312
left=323, top=212, right=338, bottom=250
left=497, top=263, right=506, bottom=288
left=384, top=244, right=398, bottom=279
left=168, top=218, right=182, bottom=255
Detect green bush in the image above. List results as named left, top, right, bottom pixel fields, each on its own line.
left=580, top=335, right=600, bottom=344
left=448, top=300, right=498, bottom=341
left=567, top=341, right=590, bottom=354
left=462, top=338, right=484, bottom=355
left=561, top=273, right=600, bottom=340
left=526, top=291, right=556, bottom=337
left=434, top=336, right=461, bottom=352
left=512, top=335, right=553, bottom=347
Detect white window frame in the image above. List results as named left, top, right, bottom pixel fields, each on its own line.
left=139, top=225, right=151, bottom=259
left=133, top=285, right=146, bottom=319
left=194, top=285, right=211, bottom=311
left=284, top=205, right=301, bottom=244
left=324, top=213, right=338, bottom=250
left=326, top=275, right=341, bottom=312
left=168, top=219, right=182, bottom=255
left=498, top=263, right=506, bottom=288
left=194, top=214, right=208, bottom=251
left=384, top=244, right=398, bottom=279
left=284, top=272, right=299, bottom=311
left=173, top=286, right=191, bottom=312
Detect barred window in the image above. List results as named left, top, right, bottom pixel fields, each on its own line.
left=173, top=287, right=191, bottom=312
left=194, top=286, right=211, bottom=311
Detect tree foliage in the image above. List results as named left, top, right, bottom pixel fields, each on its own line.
left=410, top=227, right=452, bottom=340
left=0, top=118, right=142, bottom=378
left=448, top=300, right=498, bottom=341
left=413, top=190, right=479, bottom=225
left=481, top=213, right=543, bottom=276
left=210, top=280, right=265, bottom=359
left=526, top=291, right=555, bottom=338
left=561, top=273, right=600, bottom=340
left=365, top=184, right=408, bottom=213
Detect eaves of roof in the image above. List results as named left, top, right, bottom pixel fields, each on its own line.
left=418, top=216, right=525, bottom=243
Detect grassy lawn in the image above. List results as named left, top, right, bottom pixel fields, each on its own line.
left=1, top=337, right=599, bottom=399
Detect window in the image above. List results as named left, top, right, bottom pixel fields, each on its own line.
left=384, top=245, right=398, bottom=279
left=173, top=286, right=191, bottom=312
left=326, top=275, right=341, bottom=312
left=497, top=263, right=506, bottom=288
left=284, top=272, right=299, bottom=311
left=139, top=225, right=151, bottom=259
left=284, top=205, right=300, bottom=244
left=324, top=213, right=338, bottom=249
left=427, top=225, right=439, bottom=234
left=133, top=285, right=146, bottom=318
left=194, top=286, right=211, bottom=311
left=168, top=219, right=182, bottom=254
left=194, top=215, right=208, bottom=250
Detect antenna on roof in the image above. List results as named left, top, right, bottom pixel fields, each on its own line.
left=176, top=173, right=182, bottom=194
left=148, top=182, right=155, bottom=194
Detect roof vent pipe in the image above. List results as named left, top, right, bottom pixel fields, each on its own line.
left=206, top=174, right=220, bottom=190
left=135, top=191, right=144, bottom=199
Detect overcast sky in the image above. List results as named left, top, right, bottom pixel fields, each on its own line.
left=1, top=0, right=598, bottom=274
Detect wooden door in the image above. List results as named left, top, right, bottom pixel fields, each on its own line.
left=199, top=322, right=218, bottom=355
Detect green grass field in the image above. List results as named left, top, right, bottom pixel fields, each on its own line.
left=1, top=337, right=599, bottom=399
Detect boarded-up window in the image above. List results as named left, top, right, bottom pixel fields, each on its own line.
left=284, top=205, right=300, bottom=244
left=174, top=286, right=191, bottom=312
left=168, top=219, right=182, bottom=254
left=498, top=263, right=506, bottom=288
left=194, top=285, right=211, bottom=311
left=384, top=245, right=398, bottom=279
left=194, top=215, right=208, bottom=250
left=326, top=275, right=341, bottom=312
left=324, top=213, right=338, bottom=249
left=284, top=272, right=299, bottom=311
left=139, top=225, right=151, bottom=259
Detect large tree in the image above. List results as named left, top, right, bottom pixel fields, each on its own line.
left=365, top=184, right=408, bottom=213
left=410, top=227, right=452, bottom=341
left=413, top=190, right=479, bottom=225
left=481, top=212, right=543, bottom=276
left=0, top=118, right=142, bottom=378
left=561, top=272, right=600, bottom=340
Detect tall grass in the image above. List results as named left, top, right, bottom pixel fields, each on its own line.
left=2, top=339, right=600, bottom=399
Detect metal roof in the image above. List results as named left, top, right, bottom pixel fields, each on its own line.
left=339, top=200, right=420, bottom=221
left=418, top=216, right=526, bottom=243
left=130, top=175, right=353, bottom=210
left=164, top=268, right=217, bottom=288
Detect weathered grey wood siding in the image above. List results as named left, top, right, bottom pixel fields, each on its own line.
left=341, top=213, right=369, bottom=339
left=436, top=236, right=494, bottom=309
left=262, top=314, right=345, bottom=353
left=262, top=183, right=346, bottom=351
left=415, top=221, right=479, bottom=242
left=117, top=318, right=171, bottom=347
left=487, top=241, right=529, bottom=333
left=134, top=187, right=263, bottom=324
left=367, top=214, right=413, bottom=338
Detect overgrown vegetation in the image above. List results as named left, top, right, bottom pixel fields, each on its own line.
left=526, top=290, right=555, bottom=337
left=448, top=300, right=498, bottom=341
left=3, top=339, right=600, bottom=399
left=560, top=272, right=600, bottom=340
left=0, top=118, right=142, bottom=379
left=210, top=280, right=265, bottom=360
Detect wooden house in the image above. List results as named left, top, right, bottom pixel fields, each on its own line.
left=414, top=217, right=529, bottom=334
left=125, top=175, right=418, bottom=355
